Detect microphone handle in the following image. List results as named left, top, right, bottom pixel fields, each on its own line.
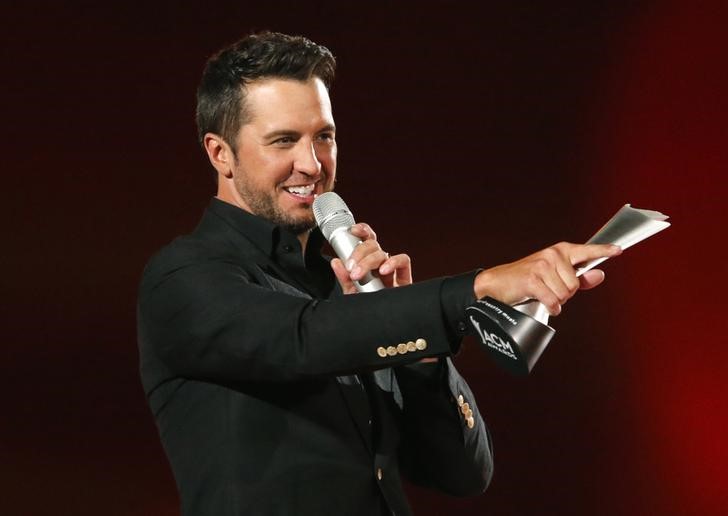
left=329, top=227, right=385, bottom=293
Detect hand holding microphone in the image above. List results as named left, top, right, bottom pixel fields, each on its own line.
left=313, top=192, right=412, bottom=294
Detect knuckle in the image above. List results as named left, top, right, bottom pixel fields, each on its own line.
left=543, top=247, right=558, bottom=258
left=360, top=224, right=376, bottom=240
left=355, top=223, right=376, bottom=240
left=545, top=297, right=561, bottom=314
left=363, top=239, right=380, bottom=252
left=534, top=258, right=551, bottom=272
left=567, top=279, right=579, bottom=294
left=543, top=244, right=564, bottom=263
left=525, top=273, right=541, bottom=290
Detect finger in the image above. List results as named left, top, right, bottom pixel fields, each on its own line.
left=529, top=278, right=562, bottom=316
left=541, top=269, right=574, bottom=305
left=348, top=240, right=384, bottom=279
left=348, top=223, right=377, bottom=242
left=378, top=253, right=406, bottom=275
left=379, top=254, right=412, bottom=287
left=346, top=239, right=380, bottom=272
left=530, top=249, right=574, bottom=304
left=562, top=243, right=622, bottom=267
left=330, top=258, right=357, bottom=294
left=351, top=248, right=389, bottom=281
left=394, top=257, right=413, bottom=286
left=578, top=269, right=606, bottom=290
left=553, top=258, right=581, bottom=301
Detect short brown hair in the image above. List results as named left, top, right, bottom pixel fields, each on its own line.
left=196, top=31, right=336, bottom=150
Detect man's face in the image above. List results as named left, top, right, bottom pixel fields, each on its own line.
left=229, top=77, right=337, bottom=234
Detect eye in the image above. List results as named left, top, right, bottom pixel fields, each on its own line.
left=316, top=132, right=335, bottom=143
left=272, top=136, right=297, bottom=147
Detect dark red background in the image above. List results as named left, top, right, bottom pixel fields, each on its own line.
left=3, top=2, right=726, bottom=514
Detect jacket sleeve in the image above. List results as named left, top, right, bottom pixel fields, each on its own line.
left=138, top=251, right=478, bottom=388
left=394, top=358, right=494, bottom=496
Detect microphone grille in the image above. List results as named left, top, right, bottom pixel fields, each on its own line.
left=313, top=192, right=356, bottom=241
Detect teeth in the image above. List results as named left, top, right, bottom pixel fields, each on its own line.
left=286, top=184, right=315, bottom=196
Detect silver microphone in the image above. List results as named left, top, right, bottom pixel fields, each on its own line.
left=313, top=192, right=385, bottom=293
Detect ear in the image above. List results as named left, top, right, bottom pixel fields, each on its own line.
left=203, top=133, right=235, bottom=178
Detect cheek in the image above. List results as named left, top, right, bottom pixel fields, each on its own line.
left=249, top=155, right=293, bottom=185
left=319, top=146, right=337, bottom=169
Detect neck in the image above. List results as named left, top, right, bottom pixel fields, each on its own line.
left=214, top=189, right=313, bottom=254
left=297, top=231, right=309, bottom=253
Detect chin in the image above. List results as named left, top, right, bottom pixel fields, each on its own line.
left=284, top=219, right=316, bottom=235
left=276, top=208, right=316, bottom=235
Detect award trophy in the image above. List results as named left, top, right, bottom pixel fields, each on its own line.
left=467, top=204, right=671, bottom=375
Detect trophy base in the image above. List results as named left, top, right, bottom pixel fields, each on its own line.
left=466, top=297, right=555, bottom=375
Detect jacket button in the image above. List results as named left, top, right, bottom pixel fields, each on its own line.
left=376, top=347, right=387, bottom=358
left=376, top=468, right=383, bottom=480
left=457, top=394, right=464, bottom=407
left=406, top=341, right=416, bottom=352
left=466, top=416, right=475, bottom=429
left=386, top=346, right=397, bottom=356
left=397, top=343, right=408, bottom=354
left=415, top=338, right=427, bottom=350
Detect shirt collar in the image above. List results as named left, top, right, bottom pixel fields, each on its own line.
left=207, top=197, right=326, bottom=260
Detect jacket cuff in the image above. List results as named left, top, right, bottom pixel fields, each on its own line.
left=439, top=270, right=480, bottom=351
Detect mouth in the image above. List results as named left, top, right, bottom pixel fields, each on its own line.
left=282, top=183, right=317, bottom=201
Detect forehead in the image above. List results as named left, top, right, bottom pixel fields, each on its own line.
left=242, top=77, right=334, bottom=129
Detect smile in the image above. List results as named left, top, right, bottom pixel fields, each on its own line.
left=283, top=184, right=316, bottom=197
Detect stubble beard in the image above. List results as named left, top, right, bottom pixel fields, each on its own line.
left=233, top=174, right=318, bottom=236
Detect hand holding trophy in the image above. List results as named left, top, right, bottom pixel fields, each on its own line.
left=467, top=205, right=670, bottom=375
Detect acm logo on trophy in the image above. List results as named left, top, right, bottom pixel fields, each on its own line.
left=467, top=205, right=670, bottom=376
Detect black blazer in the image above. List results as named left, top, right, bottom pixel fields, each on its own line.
left=138, top=199, right=493, bottom=515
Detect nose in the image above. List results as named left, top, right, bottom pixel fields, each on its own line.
left=293, top=140, right=322, bottom=178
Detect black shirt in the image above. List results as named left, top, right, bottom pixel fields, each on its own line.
left=137, top=198, right=493, bottom=516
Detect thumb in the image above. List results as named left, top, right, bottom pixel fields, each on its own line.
left=579, top=269, right=606, bottom=290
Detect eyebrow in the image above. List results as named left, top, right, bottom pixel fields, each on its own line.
left=263, top=129, right=299, bottom=140
left=262, top=124, right=336, bottom=141
left=318, top=123, right=336, bottom=134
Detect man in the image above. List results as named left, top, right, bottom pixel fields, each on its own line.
left=137, top=32, right=620, bottom=515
